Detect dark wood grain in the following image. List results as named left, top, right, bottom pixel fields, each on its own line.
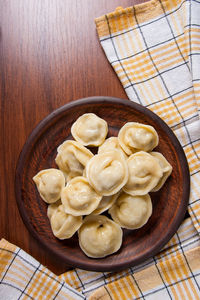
left=15, top=97, right=190, bottom=272
left=0, top=0, right=174, bottom=275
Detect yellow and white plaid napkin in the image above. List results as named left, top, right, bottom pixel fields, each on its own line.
left=1, top=0, right=200, bottom=299
left=0, top=239, right=85, bottom=300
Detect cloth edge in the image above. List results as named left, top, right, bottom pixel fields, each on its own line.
left=95, top=0, right=170, bottom=38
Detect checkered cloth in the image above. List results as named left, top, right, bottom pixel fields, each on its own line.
left=1, top=0, right=200, bottom=299
left=0, top=239, right=85, bottom=300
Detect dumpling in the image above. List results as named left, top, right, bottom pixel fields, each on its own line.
left=98, top=137, right=127, bottom=159
left=47, top=202, right=82, bottom=239
left=123, top=151, right=163, bottom=196
left=55, top=140, right=93, bottom=181
left=33, top=169, right=65, bottom=203
left=85, top=150, right=128, bottom=196
left=109, top=192, right=152, bottom=229
left=61, top=176, right=102, bottom=216
left=71, top=113, right=108, bottom=146
left=118, top=122, right=159, bottom=155
left=78, top=215, right=122, bottom=258
left=91, top=193, right=119, bottom=215
left=150, top=152, right=172, bottom=192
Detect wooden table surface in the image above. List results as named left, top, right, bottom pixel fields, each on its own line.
left=0, top=0, right=146, bottom=275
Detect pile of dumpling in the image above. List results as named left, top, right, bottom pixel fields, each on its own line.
left=33, top=113, right=172, bottom=258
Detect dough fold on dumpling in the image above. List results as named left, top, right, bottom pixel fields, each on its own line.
left=123, top=151, right=163, bottom=196
left=78, top=215, right=122, bottom=258
left=47, top=200, right=62, bottom=219
left=47, top=202, right=82, bottom=239
left=71, top=113, right=108, bottom=146
left=98, top=137, right=127, bottom=159
left=150, top=152, right=172, bottom=191
left=61, top=176, right=102, bottom=216
left=85, top=150, right=128, bottom=196
left=109, top=192, right=152, bottom=229
left=118, top=122, right=159, bottom=155
left=33, top=169, right=65, bottom=203
left=55, top=140, right=93, bottom=181
left=91, top=193, right=119, bottom=215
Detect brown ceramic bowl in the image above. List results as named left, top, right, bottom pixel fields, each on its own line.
left=15, top=97, right=190, bottom=272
